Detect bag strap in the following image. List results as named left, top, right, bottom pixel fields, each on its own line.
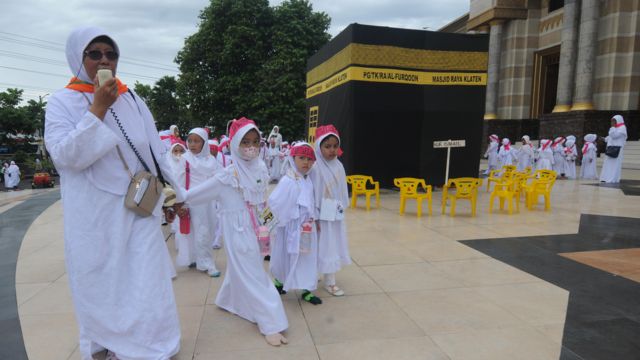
left=115, top=146, right=134, bottom=181
left=185, top=161, right=190, bottom=190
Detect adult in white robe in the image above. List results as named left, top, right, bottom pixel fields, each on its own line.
left=536, top=139, right=554, bottom=171
left=497, top=138, right=517, bottom=167
left=44, top=26, right=182, bottom=360
left=309, top=125, right=351, bottom=297
left=516, top=135, right=534, bottom=172
left=186, top=118, right=289, bottom=346
left=600, top=115, right=627, bottom=183
left=2, top=162, right=9, bottom=188
left=5, top=161, right=20, bottom=189
left=551, top=136, right=567, bottom=176
left=268, top=125, right=283, bottom=148
left=563, top=135, right=578, bottom=179
left=269, top=144, right=320, bottom=299
left=267, top=141, right=282, bottom=182
left=483, top=134, right=500, bottom=174
left=580, top=134, right=598, bottom=180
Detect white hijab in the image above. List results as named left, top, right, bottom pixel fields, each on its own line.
left=230, top=123, right=269, bottom=205
left=612, top=115, right=628, bottom=136
left=66, top=26, right=120, bottom=83
left=312, top=132, right=349, bottom=207
left=183, top=128, right=219, bottom=184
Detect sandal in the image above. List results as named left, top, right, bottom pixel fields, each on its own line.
left=274, top=279, right=287, bottom=295
left=265, top=333, right=288, bottom=346
left=324, top=285, right=344, bottom=297
left=302, top=291, right=322, bottom=305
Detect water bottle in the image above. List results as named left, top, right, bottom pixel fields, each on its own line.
left=257, top=225, right=271, bottom=256
left=300, top=220, right=313, bottom=254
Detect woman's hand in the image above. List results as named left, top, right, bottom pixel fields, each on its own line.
left=89, top=76, right=118, bottom=120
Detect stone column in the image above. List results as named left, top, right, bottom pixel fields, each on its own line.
left=553, top=0, right=580, bottom=112
left=484, top=20, right=504, bottom=120
left=571, top=0, right=600, bottom=111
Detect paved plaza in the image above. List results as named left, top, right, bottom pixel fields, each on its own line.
left=3, top=161, right=640, bottom=360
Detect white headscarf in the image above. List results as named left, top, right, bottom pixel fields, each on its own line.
left=230, top=122, right=269, bottom=205
left=169, top=142, right=186, bottom=162
left=584, top=134, right=597, bottom=143
left=565, top=135, right=576, bottom=148
left=522, top=135, right=530, bottom=144
left=312, top=132, right=349, bottom=207
left=183, top=128, right=219, bottom=184
left=612, top=115, right=627, bottom=136
left=65, top=26, right=119, bottom=83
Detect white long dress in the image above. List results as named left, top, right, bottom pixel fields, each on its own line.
left=267, top=147, right=282, bottom=181
left=564, top=144, right=578, bottom=179
left=309, top=162, right=351, bottom=275
left=497, top=146, right=517, bottom=167
left=186, top=166, right=288, bottom=335
left=600, top=126, right=627, bottom=183
left=45, top=88, right=182, bottom=359
left=269, top=170, right=319, bottom=292
left=5, top=163, right=20, bottom=188
left=484, top=141, right=499, bottom=173
left=580, top=143, right=598, bottom=180
left=516, top=144, right=534, bottom=172
left=552, top=144, right=567, bottom=175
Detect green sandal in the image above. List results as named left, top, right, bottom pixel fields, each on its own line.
left=302, top=290, right=322, bottom=305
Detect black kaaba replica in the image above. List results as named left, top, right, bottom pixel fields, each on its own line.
left=306, top=24, right=489, bottom=187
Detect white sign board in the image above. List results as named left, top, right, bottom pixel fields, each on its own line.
left=433, top=139, right=467, bottom=184
left=433, top=140, right=466, bottom=148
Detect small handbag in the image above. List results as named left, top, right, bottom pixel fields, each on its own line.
left=116, top=146, right=164, bottom=217
left=605, top=146, right=621, bottom=158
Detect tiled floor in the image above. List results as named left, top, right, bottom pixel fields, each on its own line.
left=5, top=166, right=640, bottom=360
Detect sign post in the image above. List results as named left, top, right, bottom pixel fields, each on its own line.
left=433, top=139, right=466, bottom=184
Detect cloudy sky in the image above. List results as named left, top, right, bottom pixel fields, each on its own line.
left=0, top=0, right=469, bottom=103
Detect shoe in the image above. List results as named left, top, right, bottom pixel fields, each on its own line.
left=212, top=244, right=222, bottom=249
left=207, top=269, right=221, bottom=277
left=274, top=279, right=287, bottom=294
left=188, top=262, right=197, bottom=268
left=264, top=255, right=271, bottom=261
left=302, top=291, right=322, bottom=305
left=265, top=333, right=288, bottom=346
left=324, top=285, right=344, bottom=297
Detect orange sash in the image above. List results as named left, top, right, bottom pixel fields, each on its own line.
left=66, top=77, right=128, bottom=94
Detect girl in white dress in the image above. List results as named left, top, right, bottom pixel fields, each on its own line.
left=310, top=125, right=351, bottom=297
left=498, top=138, right=517, bottom=167
left=483, top=134, right=500, bottom=174
left=536, top=139, right=554, bottom=171
left=177, top=128, right=221, bottom=277
left=580, top=134, right=598, bottom=180
left=185, top=117, right=289, bottom=346
left=551, top=136, right=567, bottom=177
left=516, top=135, right=534, bottom=172
left=269, top=142, right=322, bottom=305
left=563, top=135, right=578, bottom=179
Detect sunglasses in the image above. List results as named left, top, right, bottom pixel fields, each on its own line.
left=84, top=50, right=119, bottom=61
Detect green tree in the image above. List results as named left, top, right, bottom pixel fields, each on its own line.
left=0, top=88, right=38, bottom=144
left=148, top=76, right=181, bottom=131
left=254, top=0, right=330, bottom=139
left=176, top=0, right=330, bottom=139
left=133, top=81, right=152, bottom=103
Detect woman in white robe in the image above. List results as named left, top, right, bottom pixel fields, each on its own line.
left=267, top=139, right=282, bottom=182
left=563, top=135, right=578, bottom=179
left=185, top=117, right=289, bottom=346
left=497, top=138, right=517, bottom=167
left=2, top=162, right=9, bottom=189
left=600, top=115, right=627, bottom=183
left=551, top=136, right=567, bottom=176
left=268, top=125, right=283, bottom=148
left=310, top=125, right=351, bottom=297
left=483, top=134, right=500, bottom=174
left=44, top=26, right=183, bottom=360
left=536, top=139, right=554, bottom=171
left=177, top=128, right=220, bottom=276
left=6, top=161, right=20, bottom=189
left=269, top=143, right=322, bottom=304
left=516, top=135, right=534, bottom=172
left=580, top=134, right=598, bottom=180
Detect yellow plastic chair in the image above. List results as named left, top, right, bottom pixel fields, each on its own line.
left=393, top=177, right=433, bottom=217
left=524, top=172, right=557, bottom=210
left=441, top=177, right=483, bottom=217
left=489, top=178, right=520, bottom=214
left=486, top=165, right=517, bottom=192
left=346, top=175, right=380, bottom=210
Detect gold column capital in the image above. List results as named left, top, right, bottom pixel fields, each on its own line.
left=552, top=104, right=572, bottom=113
left=484, top=113, right=498, bottom=120
left=570, top=102, right=595, bottom=111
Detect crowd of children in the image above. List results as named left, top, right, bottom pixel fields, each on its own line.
left=158, top=119, right=350, bottom=346
left=482, top=115, right=628, bottom=183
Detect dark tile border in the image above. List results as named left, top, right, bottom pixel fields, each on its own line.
left=0, top=190, right=61, bottom=360
left=462, top=214, right=640, bottom=360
